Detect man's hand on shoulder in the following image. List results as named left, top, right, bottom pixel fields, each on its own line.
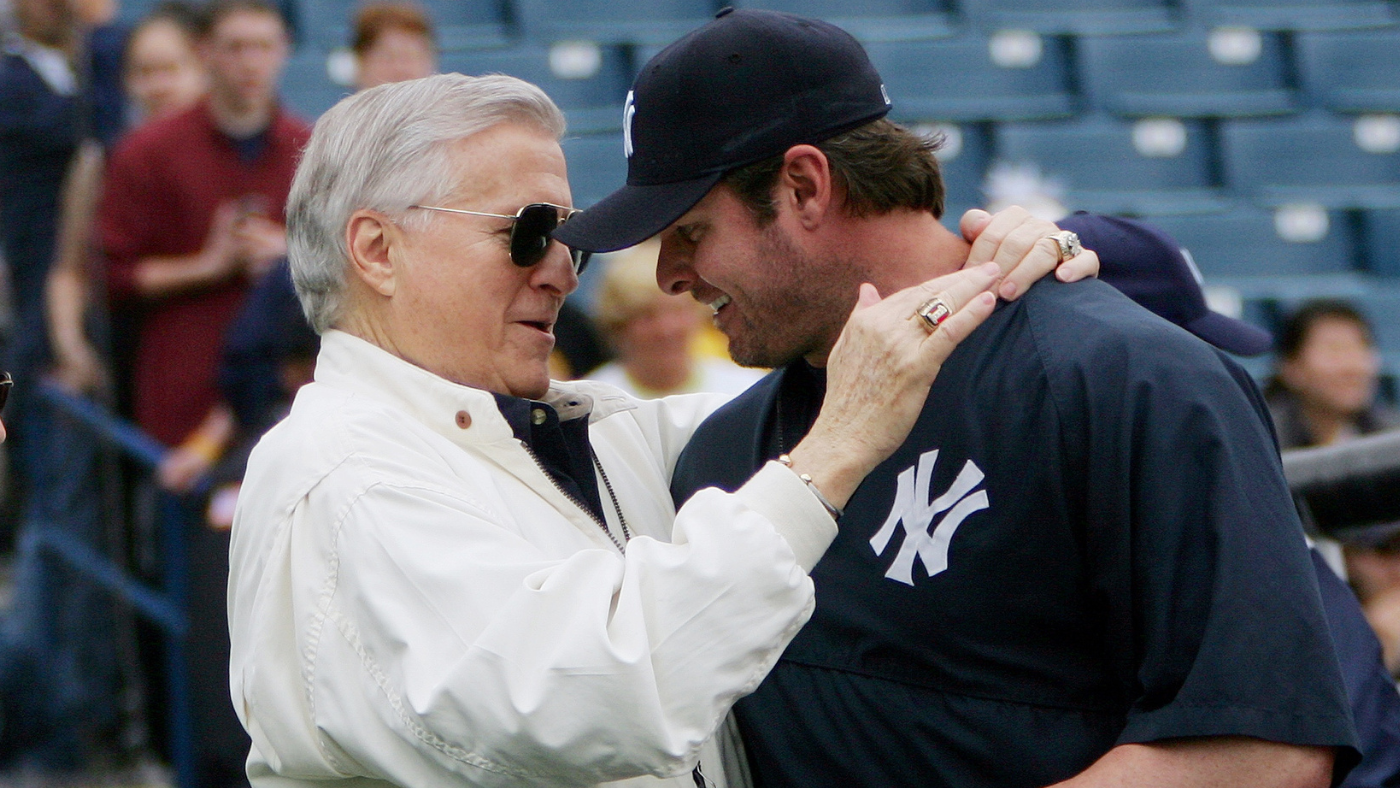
left=959, top=206, right=1100, bottom=300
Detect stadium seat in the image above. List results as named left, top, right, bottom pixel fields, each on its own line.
left=865, top=33, right=1075, bottom=123
left=959, top=0, right=1176, bottom=35
left=1078, top=29, right=1296, bottom=118
left=1354, top=289, right=1400, bottom=357
left=561, top=133, right=629, bottom=210
left=1179, top=0, right=1397, bottom=31
left=729, top=0, right=955, bottom=41
left=513, top=0, right=718, bottom=46
left=298, top=0, right=508, bottom=50
left=1361, top=208, right=1400, bottom=277
left=1145, top=205, right=1360, bottom=278
left=280, top=50, right=352, bottom=121
left=1222, top=114, right=1400, bottom=209
left=891, top=122, right=993, bottom=229
left=1297, top=28, right=1400, bottom=114
left=440, top=44, right=631, bottom=134
left=994, top=116, right=1228, bottom=215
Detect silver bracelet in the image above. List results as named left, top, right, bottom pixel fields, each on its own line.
left=776, top=454, right=844, bottom=521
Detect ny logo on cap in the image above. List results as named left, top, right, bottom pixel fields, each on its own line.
left=622, top=90, right=636, bottom=159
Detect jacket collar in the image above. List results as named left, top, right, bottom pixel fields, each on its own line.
left=313, top=330, right=635, bottom=448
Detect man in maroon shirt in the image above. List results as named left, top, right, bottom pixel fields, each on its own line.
left=100, top=0, right=309, bottom=489
left=97, top=2, right=308, bottom=785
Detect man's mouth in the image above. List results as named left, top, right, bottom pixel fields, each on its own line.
left=520, top=320, right=554, bottom=334
left=709, top=294, right=732, bottom=315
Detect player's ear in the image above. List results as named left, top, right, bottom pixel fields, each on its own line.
left=778, top=144, right=834, bottom=230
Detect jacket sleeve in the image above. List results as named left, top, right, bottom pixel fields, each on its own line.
left=237, top=456, right=836, bottom=788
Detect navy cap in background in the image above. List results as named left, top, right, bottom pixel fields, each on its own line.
left=1061, top=213, right=1273, bottom=357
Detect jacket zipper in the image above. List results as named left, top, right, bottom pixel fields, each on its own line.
left=518, top=440, right=626, bottom=552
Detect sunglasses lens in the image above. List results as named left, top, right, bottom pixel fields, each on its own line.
left=572, top=250, right=592, bottom=275
left=0, top=374, right=11, bottom=414
left=510, top=204, right=559, bottom=269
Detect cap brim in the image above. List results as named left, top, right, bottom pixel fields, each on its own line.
left=555, top=172, right=724, bottom=254
left=1185, top=310, right=1274, bottom=357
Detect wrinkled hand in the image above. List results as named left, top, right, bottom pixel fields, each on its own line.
left=959, top=206, right=1100, bottom=300
left=235, top=215, right=287, bottom=279
left=786, top=263, right=1001, bottom=510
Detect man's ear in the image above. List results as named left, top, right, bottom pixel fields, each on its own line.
left=778, top=144, right=834, bottom=230
left=346, top=210, right=398, bottom=297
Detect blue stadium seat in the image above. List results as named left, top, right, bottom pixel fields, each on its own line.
left=513, top=0, right=717, bottom=46
left=1222, top=114, right=1400, bottom=209
left=929, top=122, right=992, bottom=225
left=960, top=0, right=1176, bottom=35
left=1180, top=0, right=1397, bottom=31
left=441, top=45, right=632, bottom=134
left=1362, top=208, right=1400, bottom=277
left=729, top=0, right=954, bottom=41
left=298, top=0, right=507, bottom=50
left=994, top=116, right=1228, bottom=214
left=1353, top=289, right=1400, bottom=357
left=1146, top=205, right=1360, bottom=278
left=1297, top=29, right=1400, bottom=114
left=865, top=34, right=1075, bottom=122
left=280, top=51, right=352, bottom=121
left=1078, top=29, right=1296, bottom=118
left=561, top=134, right=629, bottom=210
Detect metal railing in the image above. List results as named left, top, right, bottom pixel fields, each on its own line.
left=34, top=380, right=195, bottom=788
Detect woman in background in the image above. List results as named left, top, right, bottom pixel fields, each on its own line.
left=588, top=240, right=765, bottom=398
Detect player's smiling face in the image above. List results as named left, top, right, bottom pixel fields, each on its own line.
left=655, top=185, right=851, bottom=368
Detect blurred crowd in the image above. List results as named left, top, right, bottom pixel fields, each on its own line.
left=0, top=0, right=1398, bottom=785
left=0, top=0, right=763, bottom=783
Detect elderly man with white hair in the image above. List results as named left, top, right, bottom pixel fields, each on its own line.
left=226, top=72, right=1095, bottom=788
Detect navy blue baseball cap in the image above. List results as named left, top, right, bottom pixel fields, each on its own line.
left=1060, top=213, right=1274, bottom=357
left=553, top=8, right=892, bottom=253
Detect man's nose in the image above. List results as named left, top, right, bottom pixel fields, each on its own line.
left=656, top=240, right=695, bottom=296
left=532, top=241, right=580, bottom=296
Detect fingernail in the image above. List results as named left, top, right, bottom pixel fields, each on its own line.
left=980, top=292, right=997, bottom=305
left=999, top=280, right=1019, bottom=299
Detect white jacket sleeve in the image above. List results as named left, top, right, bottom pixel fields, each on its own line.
left=240, top=459, right=835, bottom=788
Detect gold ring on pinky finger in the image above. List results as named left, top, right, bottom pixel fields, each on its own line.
left=1046, top=230, right=1082, bottom=264
left=914, top=297, right=953, bottom=332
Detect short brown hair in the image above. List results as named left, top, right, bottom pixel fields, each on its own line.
left=724, top=118, right=946, bottom=225
left=352, top=2, right=436, bottom=56
left=197, top=0, right=286, bottom=38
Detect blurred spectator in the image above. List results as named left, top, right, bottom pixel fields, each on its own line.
left=0, top=0, right=128, bottom=774
left=1266, top=301, right=1400, bottom=679
left=1266, top=300, right=1398, bottom=449
left=588, top=240, right=764, bottom=398
left=98, top=0, right=307, bottom=489
left=350, top=1, right=434, bottom=91
left=1, top=0, right=125, bottom=527
left=95, top=1, right=308, bottom=785
left=46, top=2, right=206, bottom=397
left=121, top=1, right=204, bottom=124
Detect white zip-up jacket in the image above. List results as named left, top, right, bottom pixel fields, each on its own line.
left=228, top=330, right=838, bottom=788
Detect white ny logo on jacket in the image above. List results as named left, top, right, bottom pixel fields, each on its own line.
left=868, top=450, right=989, bottom=585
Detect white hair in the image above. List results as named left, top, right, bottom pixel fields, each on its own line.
left=286, top=72, right=567, bottom=332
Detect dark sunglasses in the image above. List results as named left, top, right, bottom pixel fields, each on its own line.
left=408, top=202, right=592, bottom=274
left=0, top=372, right=11, bottom=414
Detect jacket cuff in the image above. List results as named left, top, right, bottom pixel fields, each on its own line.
left=736, top=462, right=839, bottom=573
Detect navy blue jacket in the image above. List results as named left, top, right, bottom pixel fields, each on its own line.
left=673, top=277, right=1358, bottom=787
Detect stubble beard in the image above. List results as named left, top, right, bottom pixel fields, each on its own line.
left=724, top=223, right=858, bottom=369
